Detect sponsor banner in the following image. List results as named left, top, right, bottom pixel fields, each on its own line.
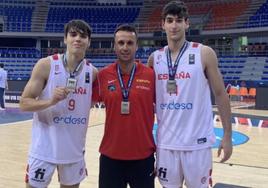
left=5, top=93, right=21, bottom=103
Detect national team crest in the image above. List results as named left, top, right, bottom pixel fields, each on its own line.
left=108, top=85, right=116, bottom=91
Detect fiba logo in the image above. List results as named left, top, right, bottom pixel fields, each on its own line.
left=34, top=168, right=45, bottom=180
left=31, top=168, right=46, bottom=183
left=158, top=167, right=168, bottom=182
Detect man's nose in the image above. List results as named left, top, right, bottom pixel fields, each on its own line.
left=74, top=35, right=82, bottom=41
left=122, top=43, right=128, bottom=50
left=171, top=20, right=177, bottom=27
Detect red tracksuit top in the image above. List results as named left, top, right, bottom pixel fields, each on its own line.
left=93, top=61, right=156, bottom=160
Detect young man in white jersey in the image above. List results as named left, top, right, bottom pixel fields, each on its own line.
left=20, top=19, right=98, bottom=188
left=147, top=1, right=233, bottom=188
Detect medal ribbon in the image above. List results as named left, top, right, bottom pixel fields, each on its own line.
left=166, top=41, right=189, bottom=80
left=117, top=63, right=136, bottom=101
left=63, top=54, right=84, bottom=78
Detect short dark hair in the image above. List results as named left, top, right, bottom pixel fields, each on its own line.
left=0, top=63, right=4, bottom=68
left=162, top=0, right=189, bottom=21
left=64, top=19, right=92, bottom=38
left=114, top=24, right=138, bottom=40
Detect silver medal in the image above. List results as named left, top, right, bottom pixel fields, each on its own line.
left=166, top=80, right=177, bottom=93
left=121, top=101, right=130, bottom=115
left=66, top=77, right=77, bottom=92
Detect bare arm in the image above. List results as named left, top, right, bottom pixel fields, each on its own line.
left=91, top=65, right=99, bottom=106
left=92, top=65, right=98, bottom=82
left=201, top=45, right=233, bottom=163
left=147, top=53, right=154, bottom=68
left=20, top=57, right=69, bottom=112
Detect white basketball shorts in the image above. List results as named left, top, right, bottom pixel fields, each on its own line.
left=25, top=156, right=87, bottom=187
left=156, top=148, right=213, bottom=188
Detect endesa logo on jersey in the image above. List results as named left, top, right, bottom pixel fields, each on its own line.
left=158, top=71, right=191, bottom=80
left=160, top=101, right=193, bottom=110
left=53, top=115, right=87, bottom=125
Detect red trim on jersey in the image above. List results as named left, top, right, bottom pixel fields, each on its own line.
left=209, top=169, right=213, bottom=187
left=192, top=42, right=199, bottom=48
left=96, top=61, right=156, bottom=160
left=159, top=47, right=165, bottom=51
left=52, top=54, right=59, bottom=60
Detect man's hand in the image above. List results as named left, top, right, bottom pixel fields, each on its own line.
left=217, top=134, right=233, bottom=163
left=50, top=87, right=70, bottom=105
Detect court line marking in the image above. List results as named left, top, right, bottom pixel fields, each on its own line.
left=2, top=120, right=267, bottom=170
left=88, top=123, right=267, bottom=169
left=0, top=119, right=33, bottom=127
left=213, top=161, right=268, bottom=170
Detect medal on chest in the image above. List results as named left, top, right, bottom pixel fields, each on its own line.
left=66, top=77, right=77, bottom=92
left=166, top=79, right=177, bottom=94
left=117, top=63, right=136, bottom=115
left=166, top=41, right=188, bottom=94
left=63, top=54, right=84, bottom=92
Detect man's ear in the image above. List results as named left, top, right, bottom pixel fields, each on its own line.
left=64, top=37, right=67, bottom=46
left=185, top=18, right=190, bottom=30
left=162, top=19, right=165, bottom=31
left=88, top=39, right=91, bottom=48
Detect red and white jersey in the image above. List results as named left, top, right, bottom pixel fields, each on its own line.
left=30, top=54, right=93, bottom=164
left=153, top=42, right=216, bottom=150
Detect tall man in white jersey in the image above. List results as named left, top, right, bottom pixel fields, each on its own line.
left=147, top=1, right=233, bottom=188
left=20, top=19, right=98, bottom=188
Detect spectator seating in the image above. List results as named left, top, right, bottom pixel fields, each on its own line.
left=0, top=48, right=41, bottom=58
left=2, top=3, right=34, bottom=32
left=0, top=58, right=36, bottom=80
left=1, top=46, right=268, bottom=82
left=247, top=0, right=268, bottom=28
left=0, top=48, right=40, bottom=80
left=218, top=56, right=246, bottom=81
left=45, top=5, right=141, bottom=33
left=248, top=87, right=256, bottom=98
left=204, top=0, right=250, bottom=30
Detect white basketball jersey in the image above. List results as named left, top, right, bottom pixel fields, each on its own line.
left=30, top=54, right=93, bottom=164
left=153, top=42, right=216, bottom=150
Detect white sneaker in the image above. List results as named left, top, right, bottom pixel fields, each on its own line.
left=0, top=107, right=5, bottom=110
